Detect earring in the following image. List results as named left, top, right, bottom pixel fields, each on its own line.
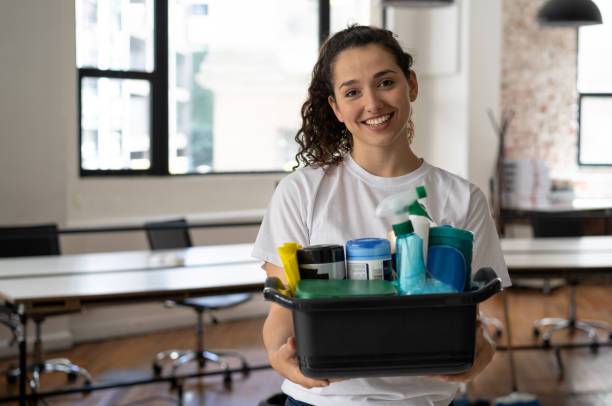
left=407, top=110, right=415, bottom=145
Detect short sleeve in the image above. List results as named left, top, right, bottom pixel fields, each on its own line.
left=251, top=175, right=311, bottom=268
left=463, top=186, right=512, bottom=288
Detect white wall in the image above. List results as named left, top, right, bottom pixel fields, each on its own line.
left=467, top=0, right=502, bottom=201
left=0, top=0, right=502, bottom=355
left=0, top=1, right=70, bottom=226
left=387, top=0, right=501, bottom=195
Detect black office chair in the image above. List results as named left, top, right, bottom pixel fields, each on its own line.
left=144, top=219, right=252, bottom=388
left=0, top=224, right=92, bottom=390
left=1, top=304, right=22, bottom=352
left=529, top=214, right=612, bottom=349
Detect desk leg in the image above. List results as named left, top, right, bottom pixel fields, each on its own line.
left=501, top=290, right=518, bottom=392
left=18, top=312, right=27, bottom=406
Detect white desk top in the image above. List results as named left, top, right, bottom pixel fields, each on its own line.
left=501, top=236, right=612, bottom=277
left=0, top=244, right=262, bottom=311
left=502, top=198, right=612, bottom=212
left=0, top=262, right=263, bottom=304
left=503, top=251, right=612, bottom=270
left=0, top=243, right=255, bottom=279
left=501, top=235, right=612, bottom=253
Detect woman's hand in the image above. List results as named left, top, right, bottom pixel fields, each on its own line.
left=269, top=336, right=330, bottom=389
left=427, top=321, right=496, bottom=383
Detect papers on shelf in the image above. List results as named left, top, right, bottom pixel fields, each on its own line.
left=501, top=158, right=551, bottom=209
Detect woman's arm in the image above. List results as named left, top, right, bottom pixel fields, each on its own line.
left=262, top=262, right=330, bottom=388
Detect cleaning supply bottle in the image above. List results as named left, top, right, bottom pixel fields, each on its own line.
left=393, top=219, right=427, bottom=294
left=376, top=186, right=432, bottom=265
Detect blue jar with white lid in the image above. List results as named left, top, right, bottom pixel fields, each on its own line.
left=346, top=238, right=392, bottom=281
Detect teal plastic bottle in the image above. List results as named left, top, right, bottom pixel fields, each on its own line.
left=393, top=220, right=427, bottom=295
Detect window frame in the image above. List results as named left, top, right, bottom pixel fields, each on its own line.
left=78, top=0, right=330, bottom=177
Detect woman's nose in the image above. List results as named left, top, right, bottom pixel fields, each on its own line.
left=364, top=90, right=383, bottom=112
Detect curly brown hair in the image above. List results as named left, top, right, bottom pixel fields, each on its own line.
left=293, top=25, right=414, bottom=169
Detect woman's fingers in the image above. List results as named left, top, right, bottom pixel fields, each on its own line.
left=276, top=336, right=330, bottom=389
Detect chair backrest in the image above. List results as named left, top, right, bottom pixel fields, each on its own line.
left=0, top=224, right=61, bottom=257
left=144, top=218, right=193, bottom=250
left=530, top=212, right=584, bottom=237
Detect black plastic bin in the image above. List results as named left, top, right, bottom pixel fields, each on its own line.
left=264, top=268, right=502, bottom=379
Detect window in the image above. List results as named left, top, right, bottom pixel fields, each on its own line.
left=577, top=0, right=612, bottom=166
left=76, top=0, right=331, bottom=175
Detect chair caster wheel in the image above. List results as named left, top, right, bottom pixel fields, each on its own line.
left=198, top=359, right=206, bottom=368
left=542, top=338, right=551, bottom=348
left=533, top=327, right=540, bottom=337
left=68, top=372, right=78, bottom=382
left=590, top=342, right=599, bottom=354
left=153, top=363, right=163, bottom=376
left=223, top=373, right=232, bottom=390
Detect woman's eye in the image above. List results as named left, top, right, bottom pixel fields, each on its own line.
left=345, top=89, right=358, bottom=98
left=379, top=79, right=394, bottom=87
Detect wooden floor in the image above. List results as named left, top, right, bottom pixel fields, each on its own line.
left=1, top=283, right=611, bottom=406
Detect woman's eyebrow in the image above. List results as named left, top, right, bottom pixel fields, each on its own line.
left=373, top=69, right=396, bottom=79
left=339, top=79, right=358, bottom=89
left=338, top=69, right=397, bottom=89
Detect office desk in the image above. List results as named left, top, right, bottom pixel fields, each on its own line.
left=0, top=244, right=263, bottom=405
left=0, top=243, right=254, bottom=280
left=500, top=236, right=612, bottom=377
left=499, top=200, right=612, bottom=236
left=0, top=244, right=259, bottom=315
left=502, top=235, right=612, bottom=279
left=502, top=235, right=612, bottom=253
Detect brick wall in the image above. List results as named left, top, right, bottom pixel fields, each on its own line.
left=501, top=0, right=612, bottom=198
left=501, top=0, right=578, bottom=177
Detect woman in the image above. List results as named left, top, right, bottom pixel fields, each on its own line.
left=252, top=25, right=511, bottom=406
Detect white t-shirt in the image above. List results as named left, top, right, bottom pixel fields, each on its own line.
left=252, top=154, right=510, bottom=406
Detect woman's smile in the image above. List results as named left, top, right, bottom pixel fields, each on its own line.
left=362, top=112, right=394, bottom=129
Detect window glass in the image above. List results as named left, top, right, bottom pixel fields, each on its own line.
left=168, top=0, right=319, bottom=174
left=81, top=77, right=151, bottom=170
left=578, top=0, right=612, bottom=93
left=76, top=0, right=155, bottom=71
left=579, top=96, right=612, bottom=165
left=577, top=0, right=612, bottom=166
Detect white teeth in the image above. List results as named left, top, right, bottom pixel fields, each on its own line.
left=365, top=114, right=391, bottom=126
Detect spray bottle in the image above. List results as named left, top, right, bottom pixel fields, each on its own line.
left=376, top=186, right=432, bottom=265
left=376, top=186, right=432, bottom=294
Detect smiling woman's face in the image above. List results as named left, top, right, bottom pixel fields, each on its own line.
left=328, top=43, right=418, bottom=153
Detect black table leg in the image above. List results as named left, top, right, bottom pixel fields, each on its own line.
left=18, top=311, right=27, bottom=406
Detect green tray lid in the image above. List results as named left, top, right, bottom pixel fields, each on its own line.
left=295, top=279, right=397, bottom=299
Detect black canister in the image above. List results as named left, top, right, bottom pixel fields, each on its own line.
left=297, top=244, right=346, bottom=280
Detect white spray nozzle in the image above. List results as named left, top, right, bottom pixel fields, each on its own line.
left=375, top=186, right=430, bottom=224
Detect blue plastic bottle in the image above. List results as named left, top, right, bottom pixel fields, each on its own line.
left=393, top=220, right=427, bottom=295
